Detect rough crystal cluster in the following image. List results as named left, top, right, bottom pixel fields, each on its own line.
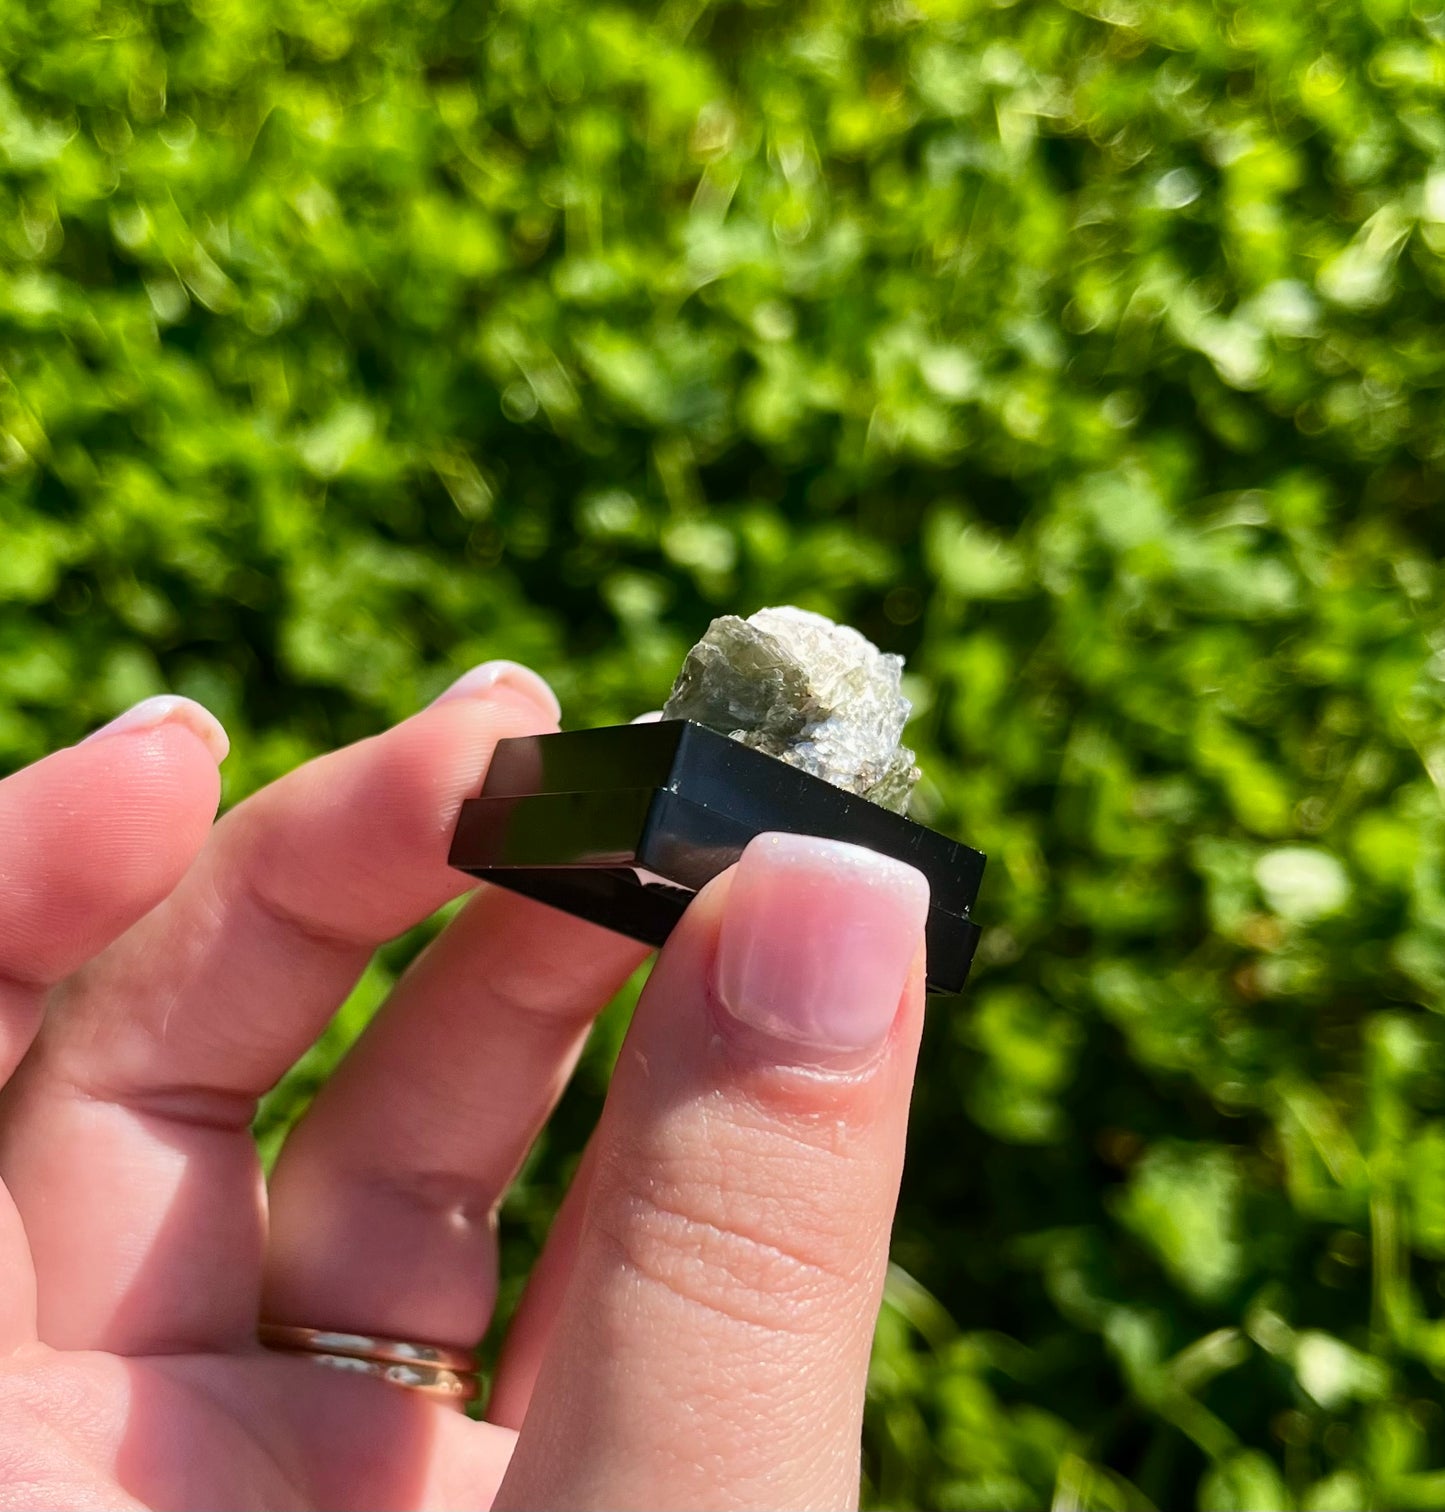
left=661, top=605, right=920, bottom=814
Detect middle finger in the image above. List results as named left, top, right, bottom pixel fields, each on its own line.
left=262, top=884, right=646, bottom=1347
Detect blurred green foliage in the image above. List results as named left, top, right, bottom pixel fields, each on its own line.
left=3, top=0, right=1445, bottom=1505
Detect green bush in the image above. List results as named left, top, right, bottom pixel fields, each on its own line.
left=4, top=0, right=1445, bottom=1505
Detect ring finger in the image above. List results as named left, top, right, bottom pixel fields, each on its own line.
left=262, top=885, right=647, bottom=1348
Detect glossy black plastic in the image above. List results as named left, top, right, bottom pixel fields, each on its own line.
left=448, top=720, right=985, bottom=993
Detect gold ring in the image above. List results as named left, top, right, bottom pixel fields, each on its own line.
left=258, top=1323, right=481, bottom=1406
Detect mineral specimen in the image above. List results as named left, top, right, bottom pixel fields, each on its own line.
left=660, top=605, right=920, bottom=813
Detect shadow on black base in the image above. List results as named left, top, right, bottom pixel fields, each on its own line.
left=449, top=720, right=986, bottom=994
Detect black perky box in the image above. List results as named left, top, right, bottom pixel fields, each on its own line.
left=448, top=720, right=985, bottom=994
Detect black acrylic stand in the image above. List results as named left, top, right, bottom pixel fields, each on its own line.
left=449, top=720, right=985, bottom=993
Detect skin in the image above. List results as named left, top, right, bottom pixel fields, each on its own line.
left=0, top=675, right=929, bottom=1511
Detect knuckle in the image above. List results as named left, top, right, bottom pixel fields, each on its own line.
left=354, top=1166, right=499, bottom=1235
left=589, top=1120, right=882, bottom=1335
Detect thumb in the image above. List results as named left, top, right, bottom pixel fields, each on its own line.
left=495, top=832, right=929, bottom=1512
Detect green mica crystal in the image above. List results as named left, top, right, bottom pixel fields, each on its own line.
left=661, top=606, right=920, bottom=814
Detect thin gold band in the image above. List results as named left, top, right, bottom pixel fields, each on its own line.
left=258, top=1323, right=477, bottom=1373
left=257, top=1323, right=481, bottom=1405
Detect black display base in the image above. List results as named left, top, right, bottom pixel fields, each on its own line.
left=448, top=720, right=985, bottom=994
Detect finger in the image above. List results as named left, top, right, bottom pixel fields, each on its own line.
left=0, top=663, right=559, bottom=1356
left=486, top=1134, right=599, bottom=1430
left=0, top=699, right=225, bottom=1353
left=262, top=886, right=647, bottom=1346
left=0, top=698, right=225, bottom=1078
left=14, top=1346, right=518, bottom=1511
left=495, top=833, right=929, bottom=1512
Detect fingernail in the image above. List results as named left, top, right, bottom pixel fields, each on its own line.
left=714, top=833, right=929, bottom=1059
left=430, top=660, right=561, bottom=722
left=81, top=695, right=230, bottom=765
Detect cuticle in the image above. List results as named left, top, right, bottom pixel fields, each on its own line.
left=702, top=974, right=894, bottom=1084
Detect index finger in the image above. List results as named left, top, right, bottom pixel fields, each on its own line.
left=0, top=663, right=560, bottom=1356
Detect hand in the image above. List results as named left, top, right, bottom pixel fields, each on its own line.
left=0, top=669, right=931, bottom=1512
